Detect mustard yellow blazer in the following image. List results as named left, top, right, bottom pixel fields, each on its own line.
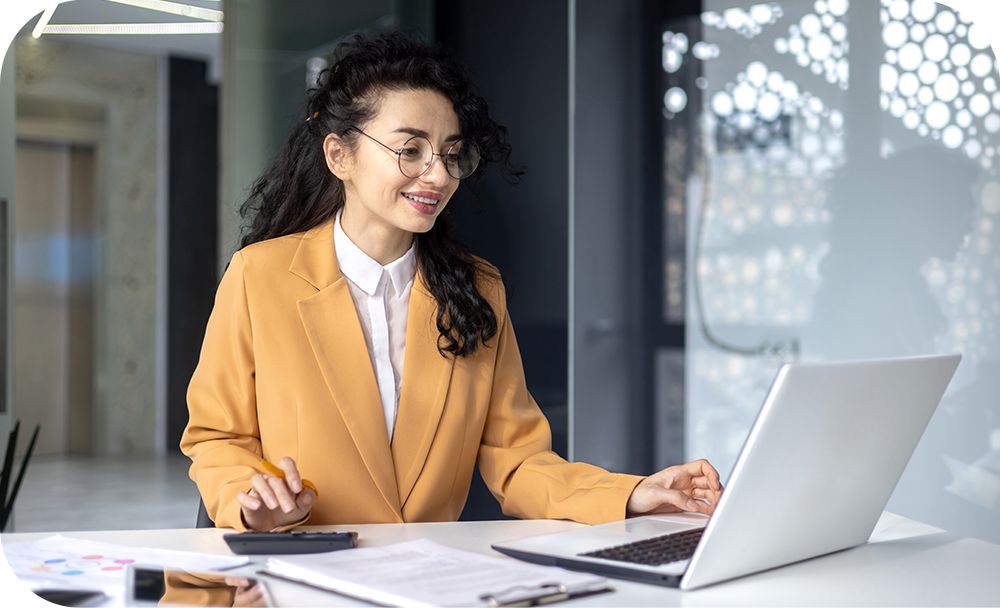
left=180, top=220, right=642, bottom=530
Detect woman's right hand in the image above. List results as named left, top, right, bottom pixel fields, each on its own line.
left=235, top=457, right=315, bottom=531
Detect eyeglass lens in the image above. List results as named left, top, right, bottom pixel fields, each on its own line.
left=398, top=136, right=481, bottom=180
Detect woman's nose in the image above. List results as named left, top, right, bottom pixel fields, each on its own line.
left=420, top=154, right=452, bottom=185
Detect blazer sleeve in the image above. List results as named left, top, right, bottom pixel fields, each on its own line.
left=476, top=282, right=644, bottom=524
left=179, top=251, right=262, bottom=530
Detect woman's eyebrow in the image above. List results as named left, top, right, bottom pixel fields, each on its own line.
left=392, top=127, right=462, bottom=142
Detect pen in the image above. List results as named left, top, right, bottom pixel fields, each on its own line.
left=259, top=459, right=320, bottom=498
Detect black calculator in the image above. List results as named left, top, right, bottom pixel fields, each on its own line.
left=223, top=530, right=358, bottom=555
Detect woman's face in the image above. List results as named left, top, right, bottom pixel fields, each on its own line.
left=333, top=88, right=462, bottom=240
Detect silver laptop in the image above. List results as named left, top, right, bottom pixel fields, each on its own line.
left=493, top=354, right=961, bottom=590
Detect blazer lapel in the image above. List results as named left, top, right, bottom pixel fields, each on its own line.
left=291, top=221, right=402, bottom=518
left=392, top=273, right=456, bottom=507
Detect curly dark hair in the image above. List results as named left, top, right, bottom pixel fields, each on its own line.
left=239, top=31, right=520, bottom=357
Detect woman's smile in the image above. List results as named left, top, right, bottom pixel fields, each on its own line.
left=402, top=190, right=443, bottom=215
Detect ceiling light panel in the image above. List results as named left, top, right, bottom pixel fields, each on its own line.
left=42, top=22, right=224, bottom=35
left=104, top=0, right=223, bottom=22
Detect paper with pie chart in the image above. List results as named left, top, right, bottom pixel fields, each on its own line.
left=1, top=534, right=248, bottom=598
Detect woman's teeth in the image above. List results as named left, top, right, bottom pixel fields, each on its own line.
left=403, top=193, right=438, bottom=205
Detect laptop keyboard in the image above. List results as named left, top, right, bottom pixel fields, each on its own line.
left=579, top=527, right=705, bottom=566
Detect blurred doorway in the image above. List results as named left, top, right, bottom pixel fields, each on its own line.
left=14, top=139, right=97, bottom=456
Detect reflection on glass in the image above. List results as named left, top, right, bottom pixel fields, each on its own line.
left=807, top=147, right=978, bottom=359
left=131, top=567, right=272, bottom=607
left=662, top=0, right=1000, bottom=543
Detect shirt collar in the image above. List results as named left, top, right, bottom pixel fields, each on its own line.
left=334, top=211, right=416, bottom=296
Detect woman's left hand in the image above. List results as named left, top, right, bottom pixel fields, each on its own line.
left=626, top=459, right=723, bottom=517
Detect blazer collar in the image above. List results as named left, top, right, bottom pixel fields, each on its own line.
left=290, top=218, right=456, bottom=514
left=334, top=211, right=417, bottom=297
left=392, top=271, right=456, bottom=508
left=292, top=219, right=402, bottom=519
left=289, top=219, right=340, bottom=290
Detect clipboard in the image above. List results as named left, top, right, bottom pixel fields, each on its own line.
left=264, top=538, right=613, bottom=607
left=478, top=581, right=612, bottom=606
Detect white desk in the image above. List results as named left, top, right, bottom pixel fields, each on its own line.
left=4, top=512, right=1000, bottom=606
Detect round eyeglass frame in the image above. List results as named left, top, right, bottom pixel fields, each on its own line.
left=349, top=126, right=480, bottom=180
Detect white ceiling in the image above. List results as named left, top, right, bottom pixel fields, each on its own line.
left=21, top=0, right=222, bottom=81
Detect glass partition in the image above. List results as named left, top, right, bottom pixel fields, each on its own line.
left=217, top=0, right=432, bottom=265
left=661, top=0, right=1000, bottom=542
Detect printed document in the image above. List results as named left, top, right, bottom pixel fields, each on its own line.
left=266, top=538, right=609, bottom=607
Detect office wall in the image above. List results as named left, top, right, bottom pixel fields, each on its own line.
left=0, top=42, right=14, bottom=445
left=570, top=0, right=661, bottom=474
left=166, top=57, right=218, bottom=452
left=438, top=1, right=685, bottom=481
left=435, top=0, right=570, bottom=518
left=437, top=0, right=570, bottom=449
left=15, top=36, right=162, bottom=455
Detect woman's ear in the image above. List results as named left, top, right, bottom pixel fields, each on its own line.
left=323, top=133, right=352, bottom=180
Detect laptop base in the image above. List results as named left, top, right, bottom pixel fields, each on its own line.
left=491, top=544, right=684, bottom=587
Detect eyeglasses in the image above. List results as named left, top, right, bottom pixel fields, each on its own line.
left=349, top=127, right=481, bottom=180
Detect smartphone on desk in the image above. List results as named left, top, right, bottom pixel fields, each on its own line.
left=126, top=565, right=274, bottom=607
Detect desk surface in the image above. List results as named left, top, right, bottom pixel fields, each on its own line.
left=4, top=512, right=1000, bottom=606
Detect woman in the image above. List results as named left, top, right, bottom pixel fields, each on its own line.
left=181, top=32, right=722, bottom=531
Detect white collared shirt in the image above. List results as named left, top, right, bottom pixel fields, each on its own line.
left=333, top=212, right=416, bottom=442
